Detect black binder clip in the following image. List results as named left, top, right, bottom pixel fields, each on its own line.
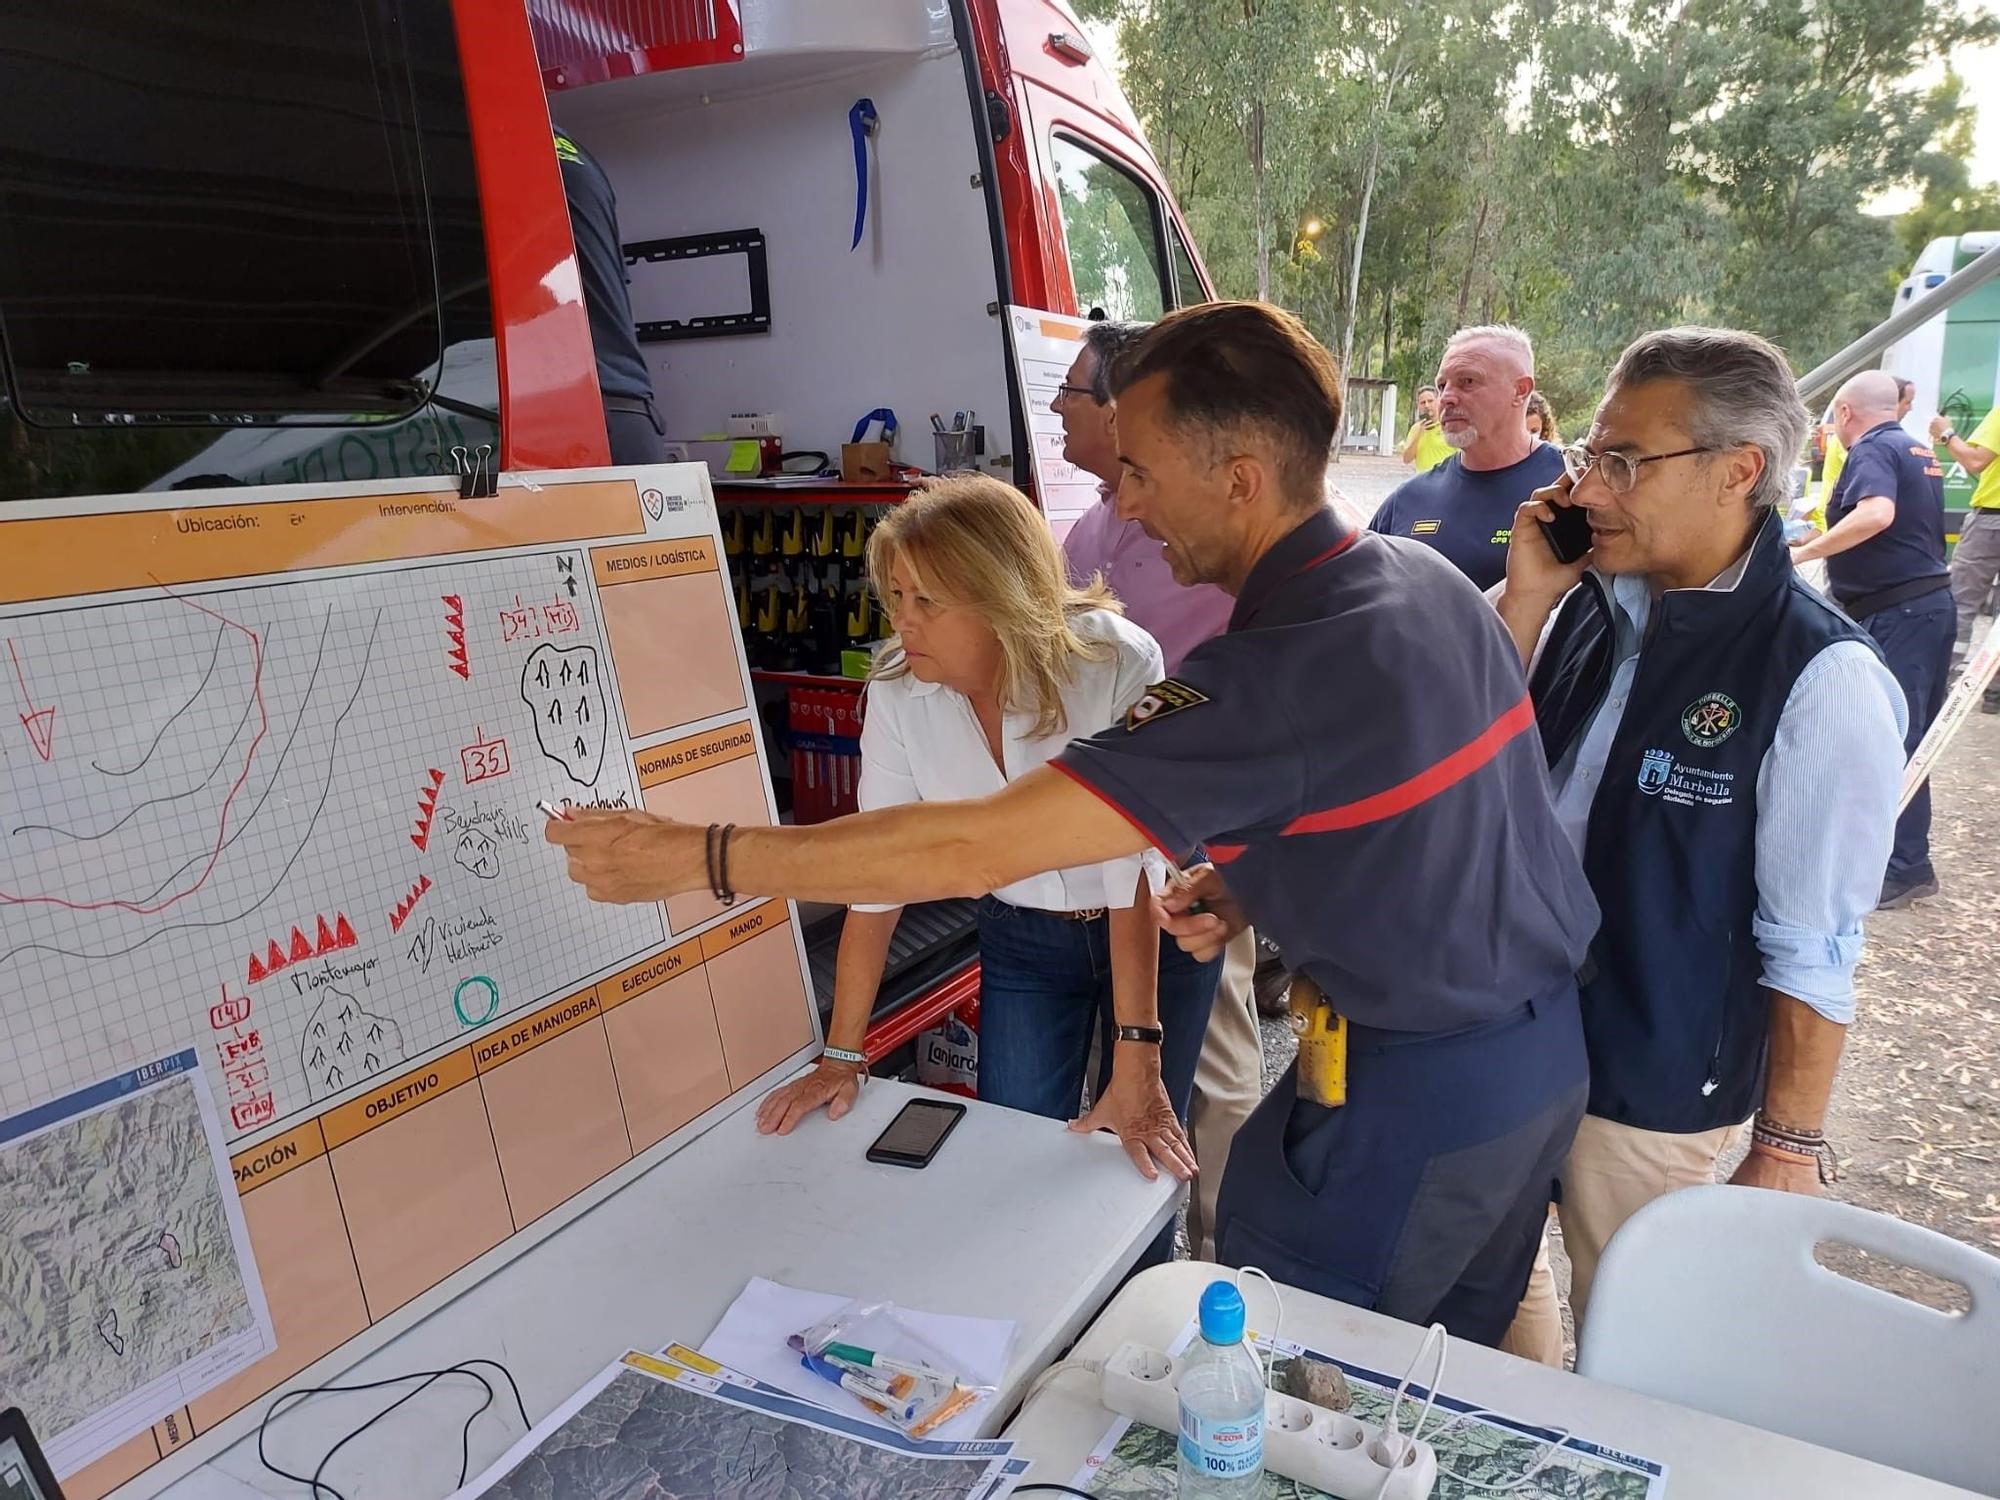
left=453, top=443, right=497, bottom=499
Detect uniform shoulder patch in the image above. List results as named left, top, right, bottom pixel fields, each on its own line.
left=1411, top=519, right=1441, bottom=535
left=1126, top=678, right=1209, bottom=731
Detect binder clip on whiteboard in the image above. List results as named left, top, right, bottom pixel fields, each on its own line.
left=453, top=443, right=497, bottom=499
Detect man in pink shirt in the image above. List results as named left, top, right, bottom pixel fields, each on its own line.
left=1052, top=318, right=1261, bottom=1256
left=1056, top=322, right=1235, bottom=672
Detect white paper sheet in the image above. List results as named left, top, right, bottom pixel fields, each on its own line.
left=700, top=1276, right=1017, bottom=1441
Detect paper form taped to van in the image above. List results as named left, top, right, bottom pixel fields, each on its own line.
left=0, top=464, right=818, bottom=1497
left=1007, top=306, right=1106, bottom=537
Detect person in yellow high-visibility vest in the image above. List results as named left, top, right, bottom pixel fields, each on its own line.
left=1398, top=384, right=1453, bottom=471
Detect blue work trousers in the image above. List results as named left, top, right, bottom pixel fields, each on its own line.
left=974, top=896, right=1220, bottom=1268
left=1215, top=978, right=1587, bottom=1346
left=1860, top=587, right=1956, bottom=884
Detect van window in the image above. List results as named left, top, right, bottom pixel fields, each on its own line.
left=1049, top=135, right=1167, bottom=322
left=0, top=0, right=493, bottom=499
left=1167, top=221, right=1207, bottom=309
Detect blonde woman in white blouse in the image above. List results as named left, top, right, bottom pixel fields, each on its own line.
left=756, top=477, right=1221, bottom=1193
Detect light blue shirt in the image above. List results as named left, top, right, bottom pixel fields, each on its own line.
left=1534, top=557, right=1908, bottom=1026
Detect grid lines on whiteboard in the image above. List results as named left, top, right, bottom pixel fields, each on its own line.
left=0, top=550, right=666, bottom=1128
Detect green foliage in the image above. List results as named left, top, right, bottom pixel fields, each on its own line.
left=1094, top=0, right=1999, bottom=425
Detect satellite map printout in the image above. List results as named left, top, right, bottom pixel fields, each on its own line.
left=0, top=1050, right=273, bottom=1475
left=461, top=1351, right=1025, bottom=1500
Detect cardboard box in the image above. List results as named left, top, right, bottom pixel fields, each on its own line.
left=840, top=441, right=893, bottom=483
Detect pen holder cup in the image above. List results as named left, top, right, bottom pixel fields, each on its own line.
left=932, top=430, right=978, bottom=473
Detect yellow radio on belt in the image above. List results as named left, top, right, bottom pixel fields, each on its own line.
left=1289, top=975, right=1348, bottom=1108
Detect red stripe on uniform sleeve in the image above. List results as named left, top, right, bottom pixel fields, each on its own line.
left=1280, top=692, right=1538, bottom=837
left=1046, top=758, right=1180, bottom=860
left=1206, top=843, right=1247, bottom=865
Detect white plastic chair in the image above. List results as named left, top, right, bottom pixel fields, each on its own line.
left=1577, top=1184, right=2000, bottom=1494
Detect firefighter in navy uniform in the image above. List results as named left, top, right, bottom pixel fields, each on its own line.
left=545, top=303, right=1600, bottom=1343
left=1791, top=370, right=1954, bottom=909
left=553, top=126, right=667, bottom=465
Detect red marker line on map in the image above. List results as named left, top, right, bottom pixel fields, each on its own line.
left=1, top=582, right=268, bottom=914
left=7, top=638, right=56, bottom=762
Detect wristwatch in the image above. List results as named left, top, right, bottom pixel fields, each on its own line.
left=1114, top=1024, right=1164, bottom=1045
left=1939, top=429, right=1958, bottom=444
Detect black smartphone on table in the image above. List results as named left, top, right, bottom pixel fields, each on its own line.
left=1540, top=501, right=1594, bottom=565
left=866, top=1098, right=965, bottom=1168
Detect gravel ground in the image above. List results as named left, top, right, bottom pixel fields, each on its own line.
left=1239, top=451, right=2000, bottom=1335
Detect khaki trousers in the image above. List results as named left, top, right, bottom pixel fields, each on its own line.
left=1186, top=929, right=1263, bottom=1259
left=1497, top=1214, right=1563, bottom=1366
left=1507, top=1112, right=1741, bottom=1354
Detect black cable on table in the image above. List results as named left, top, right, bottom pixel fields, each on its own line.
left=1015, top=1485, right=1097, bottom=1498
left=257, top=1358, right=530, bottom=1500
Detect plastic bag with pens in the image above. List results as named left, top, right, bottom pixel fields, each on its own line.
left=787, top=1301, right=994, bottom=1437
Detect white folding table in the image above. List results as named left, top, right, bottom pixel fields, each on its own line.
left=1004, top=1261, right=1992, bottom=1500
left=152, top=1080, right=1177, bottom=1499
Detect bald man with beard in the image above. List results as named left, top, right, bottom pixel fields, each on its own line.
left=1792, top=370, right=1956, bottom=908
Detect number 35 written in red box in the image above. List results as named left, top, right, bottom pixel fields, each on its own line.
left=461, top=731, right=511, bottom=785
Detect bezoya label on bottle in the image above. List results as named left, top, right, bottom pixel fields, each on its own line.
left=1178, top=1402, right=1264, bottom=1477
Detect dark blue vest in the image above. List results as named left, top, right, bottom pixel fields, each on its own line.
left=1528, top=513, right=1875, bottom=1133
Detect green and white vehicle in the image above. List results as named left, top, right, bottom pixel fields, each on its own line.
left=1881, top=230, right=2000, bottom=531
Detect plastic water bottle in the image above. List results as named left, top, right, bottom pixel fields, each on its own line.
left=1175, top=1280, right=1266, bottom=1497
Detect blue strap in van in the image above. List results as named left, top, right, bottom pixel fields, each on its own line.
left=850, top=98, right=879, bottom=250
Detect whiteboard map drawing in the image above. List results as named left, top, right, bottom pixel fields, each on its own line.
left=0, top=472, right=819, bottom=1497
left=0, top=547, right=661, bottom=1129
left=0, top=1050, right=274, bottom=1477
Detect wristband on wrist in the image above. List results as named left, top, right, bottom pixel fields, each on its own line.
left=1750, top=1114, right=1839, bottom=1184
left=821, top=1046, right=867, bottom=1067
left=1114, top=1024, right=1164, bottom=1045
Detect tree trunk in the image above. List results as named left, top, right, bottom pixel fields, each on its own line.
left=1455, top=194, right=1491, bottom=325
left=1251, top=98, right=1270, bottom=302
left=1335, top=40, right=1407, bottom=450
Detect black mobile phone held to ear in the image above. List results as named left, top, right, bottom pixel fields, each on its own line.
left=866, top=1098, right=966, bottom=1168
left=1540, top=501, right=1594, bottom=565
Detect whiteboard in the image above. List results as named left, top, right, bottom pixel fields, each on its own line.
left=0, top=465, right=820, bottom=1499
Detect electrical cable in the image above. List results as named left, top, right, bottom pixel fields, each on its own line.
left=1233, top=1264, right=1283, bottom=1389
left=256, top=1358, right=530, bottom=1500
left=1014, top=1485, right=1096, bottom=1498
left=1022, top=1357, right=1103, bottom=1407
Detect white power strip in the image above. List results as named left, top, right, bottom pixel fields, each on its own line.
left=1098, top=1340, right=1438, bottom=1499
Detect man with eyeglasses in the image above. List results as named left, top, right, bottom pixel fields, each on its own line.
left=1791, top=372, right=1954, bottom=909
left=1370, top=326, right=1563, bottom=590
left=1492, top=327, right=1908, bottom=1339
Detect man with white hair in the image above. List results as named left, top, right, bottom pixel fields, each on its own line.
left=1370, top=325, right=1562, bottom=590
left=1792, top=370, right=1955, bottom=908
left=1497, top=328, right=1908, bottom=1339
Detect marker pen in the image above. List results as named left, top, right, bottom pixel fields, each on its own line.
left=819, top=1342, right=947, bottom=1384
left=535, top=799, right=570, bottom=821
left=800, top=1355, right=919, bottom=1422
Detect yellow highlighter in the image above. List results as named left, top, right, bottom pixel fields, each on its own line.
left=1289, top=974, right=1348, bottom=1108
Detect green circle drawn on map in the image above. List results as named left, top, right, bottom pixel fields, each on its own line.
left=454, top=975, right=500, bottom=1027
